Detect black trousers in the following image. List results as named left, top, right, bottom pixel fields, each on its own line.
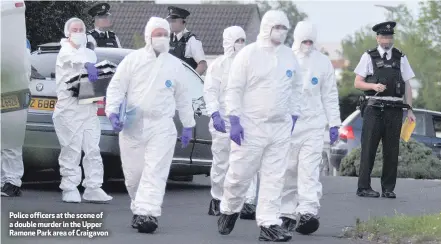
left=357, top=105, right=403, bottom=192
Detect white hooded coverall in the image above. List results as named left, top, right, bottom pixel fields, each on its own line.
left=105, top=17, right=195, bottom=217
left=204, top=26, right=258, bottom=204
left=220, top=10, right=302, bottom=227
left=280, top=21, right=341, bottom=217
left=0, top=44, right=32, bottom=187
left=1, top=47, right=31, bottom=189
left=1, top=149, right=24, bottom=188
left=53, top=18, right=109, bottom=202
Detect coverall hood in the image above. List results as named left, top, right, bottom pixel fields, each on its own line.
left=292, top=20, right=317, bottom=53
left=144, top=17, right=171, bottom=53
left=257, top=10, right=289, bottom=48
left=223, top=26, right=246, bottom=57
left=63, top=17, right=86, bottom=38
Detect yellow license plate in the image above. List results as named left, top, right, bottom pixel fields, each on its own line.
left=30, top=97, right=57, bottom=111
left=1, top=95, right=20, bottom=110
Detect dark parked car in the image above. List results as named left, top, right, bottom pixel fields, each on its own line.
left=24, top=43, right=212, bottom=181
left=328, top=108, right=441, bottom=173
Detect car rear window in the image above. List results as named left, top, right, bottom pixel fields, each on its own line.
left=30, top=50, right=127, bottom=79
left=30, top=52, right=58, bottom=78
left=345, top=110, right=426, bottom=136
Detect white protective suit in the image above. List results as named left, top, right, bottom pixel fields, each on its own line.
left=105, top=17, right=196, bottom=217
left=53, top=18, right=112, bottom=203
left=220, top=10, right=302, bottom=227
left=1, top=45, right=32, bottom=191
left=204, top=26, right=258, bottom=204
left=1, top=148, right=24, bottom=188
left=280, top=21, right=341, bottom=217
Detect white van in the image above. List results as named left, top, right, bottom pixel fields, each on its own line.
left=1, top=0, right=31, bottom=149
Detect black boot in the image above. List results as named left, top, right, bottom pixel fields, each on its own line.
left=356, top=188, right=380, bottom=198
left=1, top=183, right=22, bottom=197
left=381, top=191, right=396, bottom=199
left=259, top=225, right=292, bottom=242
left=137, top=216, right=158, bottom=234
left=217, top=213, right=239, bottom=235
left=240, top=203, right=256, bottom=220
left=208, top=198, right=221, bottom=216
left=280, top=216, right=297, bottom=232
left=131, top=215, right=140, bottom=229
left=295, top=213, right=320, bottom=235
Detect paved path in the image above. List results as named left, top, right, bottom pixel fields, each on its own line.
left=2, top=176, right=440, bottom=244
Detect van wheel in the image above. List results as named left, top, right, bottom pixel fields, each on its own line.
left=169, top=175, right=194, bottom=182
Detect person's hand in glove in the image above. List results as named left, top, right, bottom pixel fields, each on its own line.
left=85, top=62, right=98, bottom=82
left=211, top=111, right=226, bottom=133
left=229, top=115, right=244, bottom=146
left=109, top=113, right=124, bottom=132
left=330, top=126, right=339, bottom=144
left=291, top=115, right=299, bottom=134
left=181, top=127, right=193, bottom=148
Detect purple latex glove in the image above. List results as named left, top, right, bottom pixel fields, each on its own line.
left=181, top=127, right=193, bottom=148
left=109, top=113, right=123, bottom=132
left=291, top=115, right=299, bottom=134
left=229, top=115, right=244, bottom=146
left=211, top=111, right=226, bottom=133
left=85, top=62, right=98, bottom=82
left=330, top=126, right=339, bottom=144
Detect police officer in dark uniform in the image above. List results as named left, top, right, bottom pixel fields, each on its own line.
left=353, top=21, right=416, bottom=199
left=86, top=3, right=122, bottom=49
left=166, top=6, right=207, bottom=75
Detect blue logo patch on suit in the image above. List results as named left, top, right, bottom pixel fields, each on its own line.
left=165, top=80, right=172, bottom=88
left=286, top=70, right=293, bottom=78
left=311, top=77, right=319, bottom=85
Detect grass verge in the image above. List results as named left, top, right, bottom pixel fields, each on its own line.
left=345, top=212, right=441, bottom=243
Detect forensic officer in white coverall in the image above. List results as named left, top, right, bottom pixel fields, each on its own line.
left=204, top=26, right=258, bottom=220
left=0, top=40, right=32, bottom=197
left=217, top=10, right=302, bottom=242
left=53, top=17, right=112, bottom=204
left=280, top=21, right=341, bottom=235
left=105, top=17, right=195, bottom=234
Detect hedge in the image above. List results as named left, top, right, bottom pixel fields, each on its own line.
left=339, top=139, right=441, bottom=179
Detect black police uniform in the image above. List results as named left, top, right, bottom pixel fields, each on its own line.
left=167, top=6, right=199, bottom=69
left=87, top=3, right=120, bottom=48
left=357, top=21, right=411, bottom=199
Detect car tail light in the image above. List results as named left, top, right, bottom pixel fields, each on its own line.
left=97, top=99, right=106, bottom=116
left=339, top=125, right=355, bottom=140
left=15, top=2, right=24, bottom=7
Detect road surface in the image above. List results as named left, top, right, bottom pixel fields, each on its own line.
left=2, top=175, right=441, bottom=244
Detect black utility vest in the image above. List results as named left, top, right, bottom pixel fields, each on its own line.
left=169, top=32, right=198, bottom=70
left=87, top=30, right=119, bottom=48
left=365, top=47, right=405, bottom=98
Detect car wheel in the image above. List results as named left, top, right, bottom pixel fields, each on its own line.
left=169, top=175, right=194, bottom=182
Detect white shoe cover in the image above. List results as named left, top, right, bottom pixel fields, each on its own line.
left=62, top=189, right=81, bottom=203
left=83, top=188, right=113, bottom=203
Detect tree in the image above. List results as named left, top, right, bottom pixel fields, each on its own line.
left=337, top=2, right=441, bottom=114
left=257, top=0, right=307, bottom=47
left=25, top=1, right=94, bottom=50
